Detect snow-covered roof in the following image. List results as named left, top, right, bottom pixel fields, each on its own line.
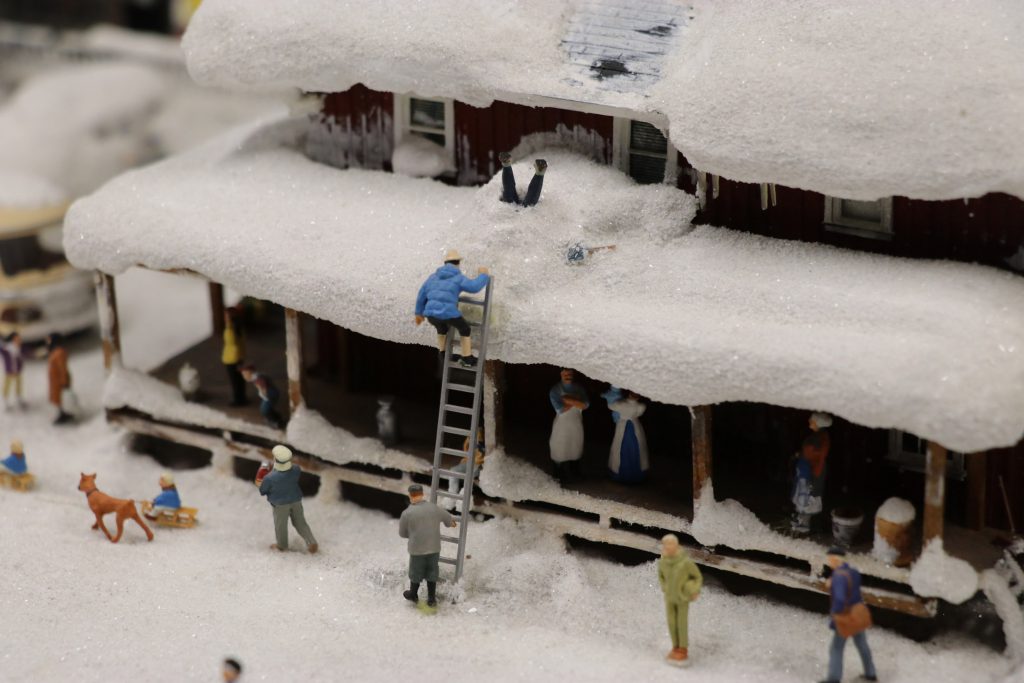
left=65, top=118, right=1024, bottom=452
left=183, top=0, right=1024, bottom=202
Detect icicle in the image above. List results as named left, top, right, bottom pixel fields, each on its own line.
left=712, top=174, right=720, bottom=199
left=697, top=171, right=708, bottom=209
left=770, top=183, right=778, bottom=207
left=759, top=183, right=768, bottom=211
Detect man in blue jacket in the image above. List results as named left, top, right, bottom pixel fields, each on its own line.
left=822, top=547, right=877, bottom=683
left=414, top=249, right=490, bottom=369
left=258, top=445, right=318, bottom=553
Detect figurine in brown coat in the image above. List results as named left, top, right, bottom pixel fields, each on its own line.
left=46, top=333, right=72, bottom=424
left=77, top=473, right=154, bottom=543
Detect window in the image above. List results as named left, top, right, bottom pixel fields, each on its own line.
left=395, top=95, right=455, bottom=169
left=885, top=431, right=966, bottom=480
left=614, top=118, right=677, bottom=185
left=824, top=196, right=894, bottom=239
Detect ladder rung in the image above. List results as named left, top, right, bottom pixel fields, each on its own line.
left=447, top=362, right=479, bottom=371
left=442, top=426, right=471, bottom=437
left=437, top=468, right=466, bottom=480
left=443, top=404, right=474, bottom=415
left=467, top=321, right=481, bottom=327
left=458, top=297, right=485, bottom=306
left=439, top=557, right=458, bottom=565
left=434, top=490, right=462, bottom=499
left=439, top=446, right=469, bottom=457
left=447, top=383, right=476, bottom=393
left=441, top=535, right=460, bottom=543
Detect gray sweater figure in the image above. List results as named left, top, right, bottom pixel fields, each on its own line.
left=399, top=485, right=454, bottom=607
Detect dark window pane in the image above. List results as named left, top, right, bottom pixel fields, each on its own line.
left=630, top=120, right=667, bottom=154
left=840, top=199, right=882, bottom=224
left=412, top=131, right=447, bottom=147
left=629, top=153, right=666, bottom=184
left=410, top=99, right=446, bottom=129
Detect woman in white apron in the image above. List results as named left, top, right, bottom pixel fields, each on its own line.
left=548, top=369, right=589, bottom=483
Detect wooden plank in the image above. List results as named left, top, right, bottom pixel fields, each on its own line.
left=209, top=282, right=225, bottom=336
left=94, top=271, right=120, bottom=370
left=924, top=442, right=948, bottom=543
left=966, top=452, right=987, bottom=531
left=691, top=404, right=713, bottom=506
left=284, top=308, right=304, bottom=411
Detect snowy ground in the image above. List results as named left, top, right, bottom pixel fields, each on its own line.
left=1, top=269, right=1021, bottom=682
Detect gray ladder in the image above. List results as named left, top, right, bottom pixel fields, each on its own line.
left=428, top=278, right=493, bottom=582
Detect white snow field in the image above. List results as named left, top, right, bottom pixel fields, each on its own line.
left=0, top=269, right=1021, bottom=683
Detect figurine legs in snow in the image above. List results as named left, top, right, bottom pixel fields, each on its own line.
left=499, top=153, right=546, bottom=207
left=271, top=501, right=319, bottom=552
left=824, top=632, right=877, bottom=683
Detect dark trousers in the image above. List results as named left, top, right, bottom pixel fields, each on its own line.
left=225, top=363, right=246, bottom=405
left=501, top=166, right=544, bottom=207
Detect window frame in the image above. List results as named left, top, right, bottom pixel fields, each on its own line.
left=613, top=117, right=678, bottom=185
left=394, top=94, right=456, bottom=171
left=885, top=430, right=966, bottom=481
left=823, top=196, right=894, bottom=240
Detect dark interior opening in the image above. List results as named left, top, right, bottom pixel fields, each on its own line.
left=129, top=433, right=212, bottom=470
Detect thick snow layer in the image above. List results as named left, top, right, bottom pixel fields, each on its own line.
left=876, top=497, right=917, bottom=525
left=183, top=0, right=1024, bottom=201
left=0, top=170, right=66, bottom=208
left=910, top=539, right=980, bottom=605
left=981, top=569, right=1024, bottom=663
left=65, top=118, right=1024, bottom=452
left=391, top=136, right=453, bottom=178
left=0, top=267, right=1019, bottom=682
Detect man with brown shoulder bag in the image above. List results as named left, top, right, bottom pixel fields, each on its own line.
left=821, top=547, right=878, bottom=683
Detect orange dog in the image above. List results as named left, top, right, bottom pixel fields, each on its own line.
left=78, top=473, right=154, bottom=543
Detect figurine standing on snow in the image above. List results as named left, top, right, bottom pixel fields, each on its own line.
left=498, top=152, right=546, bottom=207
left=44, top=333, right=73, bottom=424
left=658, top=533, right=702, bottom=666
left=0, top=332, right=26, bottom=409
left=145, top=472, right=182, bottom=520
left=0, top=439, right=27, bottom=475
left=821, top=547, right=877, bottom=683
left=258, top=445, right=319, bottom=554
left=791, top=412, right=832, bottom=533
left=399, top=483, right=455, bottom=608
left=414, top=249, right=490, bottom=369
left=240, top=365, right=284, bottom=429
left=549, top=369, right=589, bottom=484
left=222, top=307, right=247, bottom=406
left=608, top=391, right=649, bottom=483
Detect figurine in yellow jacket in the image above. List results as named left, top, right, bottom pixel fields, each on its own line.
left=658, top=533, right=702, bottom=665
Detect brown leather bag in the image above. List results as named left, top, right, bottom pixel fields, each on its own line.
left=832, top=569, right=873, bottom=638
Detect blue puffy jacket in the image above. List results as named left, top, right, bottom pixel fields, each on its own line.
left=152, top=487, right=181, bottom=509
left=415, top=264, right=490, bottom=320
left=1, top=452, right=26, bottom=475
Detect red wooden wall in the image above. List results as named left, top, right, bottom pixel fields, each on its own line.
left=311, top=86, right=395, bottom=170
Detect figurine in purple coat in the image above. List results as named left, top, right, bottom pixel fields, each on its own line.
left=0, top=332, right=26, bottom=410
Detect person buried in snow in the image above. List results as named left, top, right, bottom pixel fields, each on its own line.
left=548, top=368, right=589, bottom=485
left=414, top=249, right=490, bottom=370
left=498, top=151, right=547, bottom=208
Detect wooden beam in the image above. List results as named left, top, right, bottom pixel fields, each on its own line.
left=923, top=442, right=948, bottom=543
left=284, top=308, right=304, bottom=412
left=966, top=452, right=987, bottom=531
left=94, top=271, right=120, bottom=370
left=483, top=360, right=506, bottom=452
left=692, top=405, right=713, bottom=507
left=209, top=282, right=225, bottom=336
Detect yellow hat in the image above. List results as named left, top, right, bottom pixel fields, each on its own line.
left=444, top=249, right=461, bottom=262
left=159, top=472, right=174, bottom=486
left=10, top=439, right=23, bottom=453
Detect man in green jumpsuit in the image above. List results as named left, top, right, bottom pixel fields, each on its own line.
left=658, top=533, right=702, bottom=665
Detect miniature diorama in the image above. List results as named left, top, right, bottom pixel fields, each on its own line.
left=399, top=483, right=456, bottom=609
left=4, top=2, right=1024, bottom=681
left=77, top=473, right=154, bottom=543
left=257, top=445, right=318, bottom=553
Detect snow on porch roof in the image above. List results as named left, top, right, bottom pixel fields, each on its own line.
left=183, top=1, right=1024, bottom=202
left=64, top=118, right=1024, bottom=453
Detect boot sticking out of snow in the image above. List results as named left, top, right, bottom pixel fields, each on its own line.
left=404, top=581, right=420, bottom=603
left=499, top=151, right=512, bottom=167
left=534, top=159, right=548, bottom=175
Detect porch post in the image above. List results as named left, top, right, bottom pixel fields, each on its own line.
left=923, top=441, right=947, bottom=544
left=966, top=452, right=987, bottom=531
left=483, top=360, right=505, bottom=452
left=94, top=271, right=121, bottom=371
left=209, top=282, right=225, bottom=336
left=284, top=308, right=304, bottom=412
left=692, top=405, right=713, bottom=509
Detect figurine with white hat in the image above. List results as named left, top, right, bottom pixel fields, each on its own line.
left=791, top=412, right=833, bottom=534
left=258, top=445, right=319, bottom=553
left=414, top=249, right=490, bottom=369
left=145, top=471, right=182, bottom=520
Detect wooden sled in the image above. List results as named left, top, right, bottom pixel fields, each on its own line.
left=0, top=471, right=35, bottom=491
left=140, top=500, right=199, bottom=528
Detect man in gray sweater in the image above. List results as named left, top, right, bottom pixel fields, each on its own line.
left=399, top=484, right=455, bottom=607
left=258, top=445, right=318, bottom=553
